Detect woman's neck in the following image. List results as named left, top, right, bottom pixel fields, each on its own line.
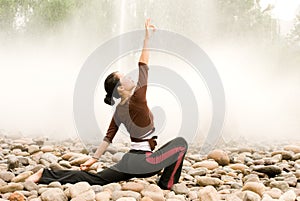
left=119, top=89, right=134, bottom=105
left=120, top=92, right=132, bottom=105
left=120, top=96, right=129, bottom=105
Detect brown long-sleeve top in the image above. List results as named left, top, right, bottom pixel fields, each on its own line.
left=103, top=62, right=154, bottom=143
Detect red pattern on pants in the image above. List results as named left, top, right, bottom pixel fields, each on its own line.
left=39, top=137, right=188, bottom=190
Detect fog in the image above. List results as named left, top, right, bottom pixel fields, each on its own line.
left=0, top=0, right=299, bottom=145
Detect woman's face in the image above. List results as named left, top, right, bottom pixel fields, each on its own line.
left=116, top=72, right=136, bottom=91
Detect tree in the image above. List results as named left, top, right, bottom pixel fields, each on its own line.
left=288, top=10, right=300, bottom=46
left=0, top=0, right=85, bottom=36
left=215, top=0, right=277, bottom=43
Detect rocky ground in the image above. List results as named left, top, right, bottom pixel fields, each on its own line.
left=0, top=135, right=299, bottom=201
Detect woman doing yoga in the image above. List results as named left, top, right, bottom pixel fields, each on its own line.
left=26, top=19, right=188, bottom=190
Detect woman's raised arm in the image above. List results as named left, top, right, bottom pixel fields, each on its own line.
left=139, top=18, right=156, bottom=65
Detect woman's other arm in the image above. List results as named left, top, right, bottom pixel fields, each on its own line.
left=80, top=117, right=119, bottom=171
left=80, top=141, right=110, bottom=171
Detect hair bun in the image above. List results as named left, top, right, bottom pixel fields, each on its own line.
left=104, top=94, right=115, bottom=106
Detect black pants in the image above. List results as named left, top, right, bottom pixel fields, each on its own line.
left=39, top=137, right=188, bottom=189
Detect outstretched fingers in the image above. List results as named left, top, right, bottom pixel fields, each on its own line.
left=145, top=18, right=156, bottom=31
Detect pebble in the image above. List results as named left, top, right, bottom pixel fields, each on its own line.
left=292, top=153, right=300, bottom=161
left=284, top=175, right=298, bottom=187
left=49, top=162, right=66, bottom=171
left=140, top=197, right=154, bottom=201
left=59, top=160, right=72, bottom=168
left=0, top=135, right=300, bottom=201
left=122, top=182, right=144, bottom=192
left=41, top=153, right=58, bottom=164
left=279, top=189, right=297, bottom=201
left=23, top=180, right=39, bottom=191
left=116, top=198, right=136, bottom=201
left=187, top=168, right=207, bottom=176
left=103, top=183, right=122, bottom=192
left=69, top=182, right=91, bottom=198
left=0, top=182, right=24, bottom=193
left=41, top=146, right=54, bottom=153
left=112, top=190, right=141, bottom=200
left=242, top=190, right=261, bottom=201
left=271, top=151, right=293, bottom=160
left=165, top=192, right=185, bottom=201
left=225, top=194, right=242, bottom=201
left=41, top=188, right=68, bottom=201
left=91, top=185, right=103, bottom=193
left=7, top=155, right=20, bottom=169
left=271, top=154, right=282, bottom=163
left=192, top=160, right=219, bottom=170
left=112, top=152, right=125, bottom=163
left=69, top=156, right=91, bottom=166
left=264, top=187, right=282, bottom=199
left=295, top=170, right=300, bottom=178
left=71, top=189, right=95, bottom=201
left=95, top=191, right=111, bottom=201
left=229, top=163, right=248, bottom=171
left=171, top=183, right=189, bottom=194
left=188, top=191, right=198, bottom=200
left=253, top=165, right=282, bottom=177
left=207, top=149, right=230, bottom=166
left=18, top=157, right=29, bottom=166
left=195, top=176, right=224, bottom=187
left=243, top=174, right=260, bottom=183
left=198, top=185, right=220, bottom=201
left=11, top=171, right=32, bottom=182
left=8, top=191, right=26, bottom=201
left=28, top=145, right=40, bottom=154
left=106, top=145, right=118, bottom=154
left=270, top=181, right=290, bottom=192
left=242, top=182, right=265, bottom=196
left=61, top=152, right=80, bottom=160
left=284, top=145, right=300, bottom=154
left=48, top=181, right=63, bottom=189
left=141, top=191, right=164, bottom=201
left=0, top=171, right=15, bottom=182
left=141, top=184, right=164, bottom=201
left=261, top=194, right=276, bottom=201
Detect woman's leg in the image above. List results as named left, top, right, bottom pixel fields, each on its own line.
left=34, top=137, right=187, bottom=188
left=37, top=167, right=133, bottom=185
left=146, top=137, right=188, bottom=189
left=110, top=137, right=188, bottom=189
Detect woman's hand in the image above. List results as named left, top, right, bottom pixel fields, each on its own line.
left=81, top=140, right=109, bottom=171
left=80, top=158, right=98, bottom=171
left=145, top=18, right=156, bottom=39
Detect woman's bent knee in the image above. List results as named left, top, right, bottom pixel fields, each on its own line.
left=174, top=137, right=188, bottom=149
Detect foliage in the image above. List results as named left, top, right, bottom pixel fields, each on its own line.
left=0, top=0, right=282, bottom=44
left=0, top=0, right=85, bottom=35
left=215, top=0, right=276, bottom=42
left=288, top=11, right=300, bottom=46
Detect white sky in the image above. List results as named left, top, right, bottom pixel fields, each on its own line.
left=1, top=1, right=300, bottom=143
left=260, top=0, right=300, bottom=21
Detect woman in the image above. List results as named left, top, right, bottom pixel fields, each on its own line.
left=26, top=19, right=188, bottom=190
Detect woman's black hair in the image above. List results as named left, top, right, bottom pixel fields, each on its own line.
left=104, top=72, right=121, bottom=106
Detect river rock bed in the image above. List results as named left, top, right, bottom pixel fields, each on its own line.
left=0, top=135, right=299, bottom=201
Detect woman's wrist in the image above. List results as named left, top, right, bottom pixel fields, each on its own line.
left=92, top=156, right=99, bottom=160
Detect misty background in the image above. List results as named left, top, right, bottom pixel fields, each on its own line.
left=0, top=0, right=300, bottom=145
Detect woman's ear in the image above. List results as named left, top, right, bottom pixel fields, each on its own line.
left=117, top=85, right=124, bottom=94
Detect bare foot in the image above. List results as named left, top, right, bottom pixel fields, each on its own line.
left=26, top=168, right=44, bottom=183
